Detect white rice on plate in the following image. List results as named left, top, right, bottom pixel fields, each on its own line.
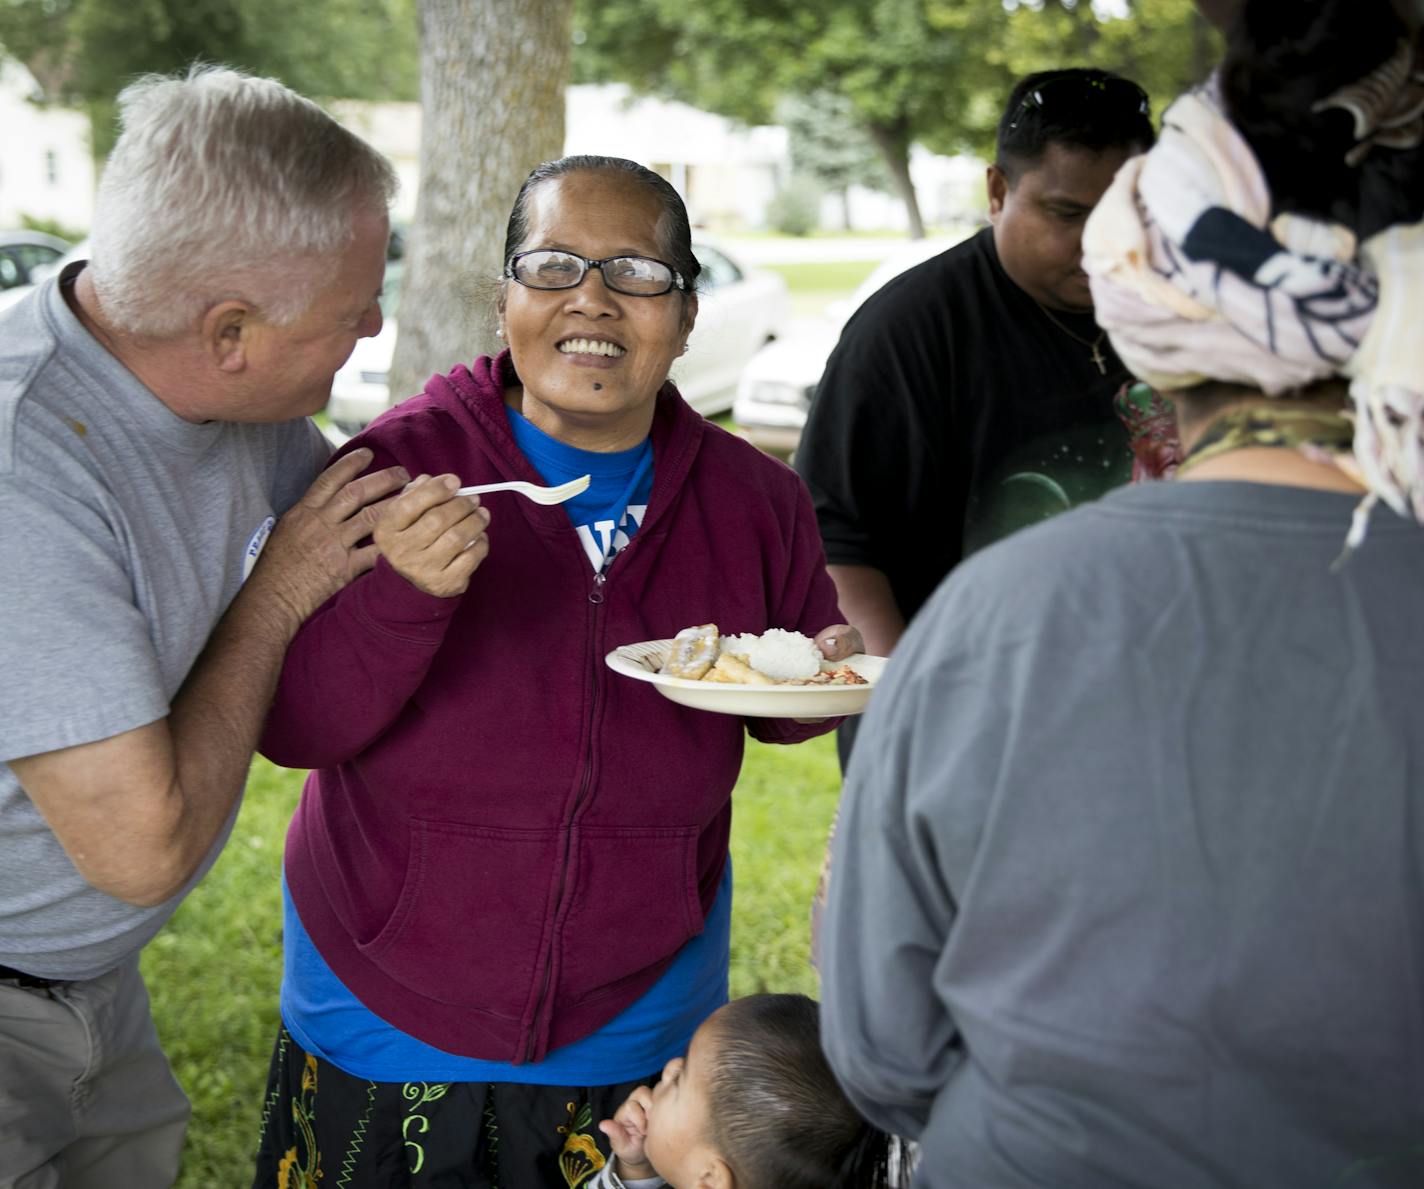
left=721, top=628, right=823, bottom=682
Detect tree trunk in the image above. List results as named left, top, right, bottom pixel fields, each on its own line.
left=389, top=0, right=572, bottom=403
left=865, top=120, right=924, bottom=239
left=840, top=186, right=854, bottom=233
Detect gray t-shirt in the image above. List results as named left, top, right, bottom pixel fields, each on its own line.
left=822, top=479, right=1424, bottom=1189
left=0, top=267, right=329, bottom=979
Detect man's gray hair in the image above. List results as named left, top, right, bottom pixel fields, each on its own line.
left=90, top=64, right=398, bottom=338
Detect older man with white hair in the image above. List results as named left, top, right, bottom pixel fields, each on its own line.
left=0, top=66, right=422, bottom=1186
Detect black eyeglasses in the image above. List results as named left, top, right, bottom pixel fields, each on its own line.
left=1007, top=74, right=1151, bottom=130
left=505, top=249, right=687, bottom=297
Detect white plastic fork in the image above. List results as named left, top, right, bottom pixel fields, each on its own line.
left=454, top=473, right=591, bottom=505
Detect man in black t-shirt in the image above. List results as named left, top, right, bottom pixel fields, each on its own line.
left=796, top=69, right=1160, bottom=767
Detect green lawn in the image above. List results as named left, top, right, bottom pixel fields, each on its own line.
left=144, top=736, right=841, bottom=1185
left=762, top=259, right=879, bottom=318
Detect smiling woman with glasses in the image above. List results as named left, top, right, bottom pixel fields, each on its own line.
left=252, top=154, right=862, bottom=1188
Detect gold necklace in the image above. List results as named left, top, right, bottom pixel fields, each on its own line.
left=1036, top=302, right=1109, bottom=375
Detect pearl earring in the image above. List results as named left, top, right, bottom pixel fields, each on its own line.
left=495, top=328, right=504, bottom=339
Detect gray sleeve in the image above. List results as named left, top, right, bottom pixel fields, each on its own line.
left=819, top=588, right=1004, bottom=1138
left=269, top=417, right=332, bottom=515
left=0, top=475, right=166, bottom=760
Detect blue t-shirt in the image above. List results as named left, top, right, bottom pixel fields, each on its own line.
left=280, top=409, right=730, bottom=1083
left=280, top=866, right=730, bottom=1083
left=505, top=404, right=655, bottom=572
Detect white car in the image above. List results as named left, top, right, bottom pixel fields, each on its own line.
left=732, top=236, right=964, bottom=455
left=327, top=237, right=790, bottom=439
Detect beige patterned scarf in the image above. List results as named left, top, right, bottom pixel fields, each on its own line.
left=1082, top=57, right=1424, bottom=546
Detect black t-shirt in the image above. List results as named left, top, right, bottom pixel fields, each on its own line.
left=797, top=226, right=1135, bottom=625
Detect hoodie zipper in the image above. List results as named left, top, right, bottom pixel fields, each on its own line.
left=523, top=544, right=622, bottom=1061
left=516, top=404, right=692, bottom=1060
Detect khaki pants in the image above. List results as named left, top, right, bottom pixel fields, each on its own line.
left=0, top=953, right=189, bottom=1188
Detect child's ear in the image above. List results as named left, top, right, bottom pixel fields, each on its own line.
left=695, top=1156, right=734, bottom=1189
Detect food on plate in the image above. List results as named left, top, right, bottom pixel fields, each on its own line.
left=704, top=654, right=775, bottom=685
left=663, top=623, right=721, bottom=679
left=659, top=625, right=869, bottom=687
left=802, top=663, right=871, bottom=686
left=733, top=627, right=822, bottom=681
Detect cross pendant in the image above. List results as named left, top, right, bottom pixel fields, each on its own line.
left=1091, top=343, right=1107, bottom=375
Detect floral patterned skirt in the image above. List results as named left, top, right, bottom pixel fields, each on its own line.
left=252, top=1027, right=652, bottom=1189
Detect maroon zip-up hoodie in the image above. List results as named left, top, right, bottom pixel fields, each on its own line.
left=263, top=353, right=843, bottom=1063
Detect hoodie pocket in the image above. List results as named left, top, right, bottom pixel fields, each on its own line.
left=357, top=818, right=560, bottom=1018
left=556, top=823, right=704, bottom=1007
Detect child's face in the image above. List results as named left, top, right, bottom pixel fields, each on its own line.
left=643, top=1014, right=724, bottom=1185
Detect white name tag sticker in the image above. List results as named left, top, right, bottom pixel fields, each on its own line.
left=242, top=515, right=275, bottom=583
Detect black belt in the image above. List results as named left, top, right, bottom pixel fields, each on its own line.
left=0, top=962, right=68, bottom=989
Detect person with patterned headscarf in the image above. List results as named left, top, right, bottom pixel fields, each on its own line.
left=818, top=3, right=1424, bottom=1186
left=1085, top=0, right=1424, bottom=548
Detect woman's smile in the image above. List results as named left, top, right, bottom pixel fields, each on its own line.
left=556, top=335, right=627, bottom=365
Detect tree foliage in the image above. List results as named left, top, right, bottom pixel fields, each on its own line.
left=574, top=0, right=991, bottom=235
left=779, top=91, right=890, bottom=232
left=572, top=0, right=791, bottom=126
left=0, top=0, right=419, bottom=154
left=992, top=0, right=1220, bottom=154
left=573, top=0, right=1221, bottom=233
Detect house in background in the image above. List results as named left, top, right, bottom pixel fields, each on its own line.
left=0, top=59, right=95, bottom=232
left=327, top=98, right=423, bottom=225
left=564, top=84, right=787, bottom=231
left=832, top=148, right=989, bottom=233
left=335, top=84, right=788, bottom=233
left=337, top=84, right=985, bottom=235
left=3, top=66, right=982, bottom=238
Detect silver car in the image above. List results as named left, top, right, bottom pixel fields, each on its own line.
left=0, top=230, right=72, bottom=311
left=732, top=237, right=960, bottom=456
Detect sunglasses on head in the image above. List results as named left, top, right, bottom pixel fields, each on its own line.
left=1008, top=73, right=1151, bottom=130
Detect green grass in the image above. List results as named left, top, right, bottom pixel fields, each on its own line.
left=762, top=259, right=879, bottom=293
left=731, top=228, right=951, bottom=241
left=142, top=761, right=295, bottom=1187
left=727, top=734, right=842, bottom=998
left=145, top=736, right=840, bottom=1185
left=762, top=259, right=879, bottom=318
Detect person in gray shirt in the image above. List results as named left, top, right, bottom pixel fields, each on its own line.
left=0, top=66, right=487, bottom=1187
left=820, top=2, right=1424, bottom=1185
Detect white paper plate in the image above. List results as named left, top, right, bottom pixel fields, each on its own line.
left=605, top=638, right=887, bottom=718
